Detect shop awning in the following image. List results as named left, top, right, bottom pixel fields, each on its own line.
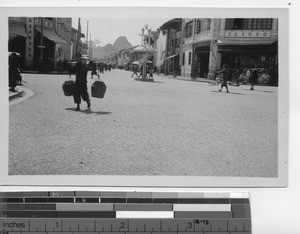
left=36, top=27, right=70, bottom=45
left=217, top=39, right=277, bottom=53
left=164, top=54, right=179, bottom=61
left=9, top=23, right=27, bottom=40
left=160, top=18, right=182, bottom=30
left=217, top=39, right=276, bottom=46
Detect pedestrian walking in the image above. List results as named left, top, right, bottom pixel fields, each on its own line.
left=250, top=66, right=263, bottom=90
left=69, top=52, right=91, bottom=111
left=90, top=62, right=100, bottom=79
left=131, top=65, right=139, bottom=78
left=138, top=65, right=143, bottom=78
left=149, top=67, right=154, bottom=78
left=246, top=69, right=251, bottom=83
left=216, top=64, right=230, bottom=93
left=100, top=63, right=104, bottom=74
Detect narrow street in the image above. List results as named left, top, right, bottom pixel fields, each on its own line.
left=9, top=69, right=278, bottom=177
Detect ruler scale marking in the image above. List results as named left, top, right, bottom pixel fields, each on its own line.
left=0, top=191, right=251, bottom=233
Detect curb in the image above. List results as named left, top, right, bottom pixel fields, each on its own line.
left=9, top=87, right=23, bottom=101
left=134, top=77, right=154, bottom=82
left=156, top=73, right=210, bottom=83
left=21, top=71, right=69, bottom=75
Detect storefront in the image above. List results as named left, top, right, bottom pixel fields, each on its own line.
left=218, top=43, right=277, bottom=68
left=163, top=54, right=179, bottom=76
left=192, top=41, right=211, bottom=78
left=218, top=42, right=278, bottom=85
left=34, top=27, right=70, bottom=71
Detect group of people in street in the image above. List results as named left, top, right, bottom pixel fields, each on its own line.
left=216, top=64, right=265, bottom=93
left=90, top=61, right=114, bottom=79
left=131, top=64, right=154, bottom=79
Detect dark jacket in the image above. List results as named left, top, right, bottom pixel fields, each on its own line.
left=217, top=68, right=230, bottom=81
left=73, top=61, right=88, bottom=83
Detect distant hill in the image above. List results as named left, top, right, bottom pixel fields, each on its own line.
left=113, top=36, right=132, bottom=51
left=92, top=44, right=118, bottom=60
left=92, top=36, right=133, bottom=60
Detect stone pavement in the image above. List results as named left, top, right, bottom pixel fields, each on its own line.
left=9, top=71, right=278, bottom=176
left=8, top=73, right=210, bottom=102
left=9, top=86, right=23, bottom=101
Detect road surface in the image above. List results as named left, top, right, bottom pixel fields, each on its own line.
left=9, top=69, right=278, bottom=177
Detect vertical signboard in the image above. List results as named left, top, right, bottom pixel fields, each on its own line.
left=25, top=17, right=34, bottom=68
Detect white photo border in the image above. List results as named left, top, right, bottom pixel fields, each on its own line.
left=0, top=6, right=289, bottom=187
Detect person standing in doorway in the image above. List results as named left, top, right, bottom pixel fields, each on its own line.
left=216, top=64, right=230, bottom=93
left=70, top=52, right=91, bottom=111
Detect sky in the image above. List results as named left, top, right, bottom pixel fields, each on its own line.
left=72, top=18, right=171, bottom=47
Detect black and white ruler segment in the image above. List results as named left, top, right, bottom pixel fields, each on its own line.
left=0, top=191, right=251, bottom=234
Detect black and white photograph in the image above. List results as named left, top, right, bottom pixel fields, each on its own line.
left=1, top=6, right=289, bottom=187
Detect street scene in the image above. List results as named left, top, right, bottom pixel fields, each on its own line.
left=8, top=17, right=278, bottom=176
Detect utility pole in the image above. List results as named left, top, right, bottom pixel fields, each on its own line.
left=39, top=17, right=44, bottom=73
left=76, top=18, right=81, bottom=53
left=89, top=33, right=92, bottom=59
left=141, top=28, right=145, bottom=45
left=86, top=20, right=89, bottom=45
left=86, top=20, right=89, bottom=56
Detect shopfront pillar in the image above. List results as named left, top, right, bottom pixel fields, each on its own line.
left=207, top=19, right=221, bottom=80
left=207, top=40, right=218, bottom=80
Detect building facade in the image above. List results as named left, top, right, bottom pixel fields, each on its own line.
left=155, top=18, right=278, bottom=86
left=9, top=17, right=73, bottom=71
left=181, top=18, right=278, bottom=85
left=158, top=19, right=182, bottom=76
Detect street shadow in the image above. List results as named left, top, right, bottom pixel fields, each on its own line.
left=211, top=91, right=246, bottom=95
left=65, top=107, right=111, bottom=115
left=133, top=79, right=165, bottom=84
left=82, top=109, right=111, bottom=115
left=242, top=89, right=274, bottom=93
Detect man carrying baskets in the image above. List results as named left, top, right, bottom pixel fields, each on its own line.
left=70, top=52, right=91, bottom=111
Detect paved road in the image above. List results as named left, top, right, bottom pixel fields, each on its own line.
left=9, top=69, right=278, bottom=177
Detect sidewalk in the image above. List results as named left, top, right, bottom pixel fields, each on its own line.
left=9, top=86, right=23, bottom=101
left=156, top=73, right=211, bottom=83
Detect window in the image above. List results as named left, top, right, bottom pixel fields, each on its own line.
left=195, top=19, right=201, bottom=34
left=225, top=18, right=272, bottom=30
left=185, top=21, right=193, bottom=38
left=194, top=19, right=211, bottom=34
left=202, top=19, right=211, bottom=32
left=182, top=52, right=185, bottom=65
left=188, top=52, right=192, bottom=65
